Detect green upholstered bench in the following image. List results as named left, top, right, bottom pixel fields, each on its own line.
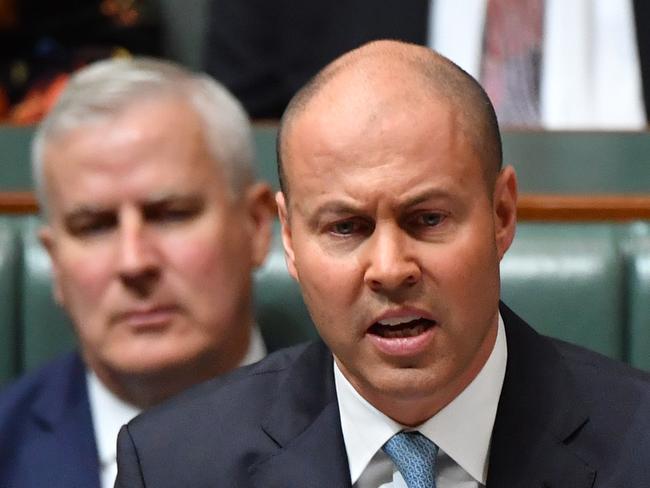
left=17, top=216, right=76, bottom=373
left=254, top=224, right=317, bottom=351
left=0, top=217, right=20, bottom=384
left=624, top=223, right=650, bottom=370
left=4, top=126, right=650, bottom=196
left=500, top=223, right=625, bottom=359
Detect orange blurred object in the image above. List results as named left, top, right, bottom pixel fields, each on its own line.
left=0, top=88, right=10, bottom=121
left=0, top=0, right=17, bottom=29
left=9, top=73, right=69, bottom=125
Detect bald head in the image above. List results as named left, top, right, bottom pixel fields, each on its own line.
left=277, top=40, right=502, bottom=198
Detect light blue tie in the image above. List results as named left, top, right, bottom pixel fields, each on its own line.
left=382, top=431, right=438, bottom=488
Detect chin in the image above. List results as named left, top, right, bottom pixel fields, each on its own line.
left=111, top=348, right=195, bottom=375
left=361, top=364, right=445, bottom=399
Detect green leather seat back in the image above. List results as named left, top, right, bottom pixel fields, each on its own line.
left=18, top=216, right=76, bottom=373
left=0, top=217, right=20, bottom=385
left=502, top=132, right=650, bottom=194
left=624, top=222, right=650, bottom=370
left=0, top=126, right=34, bottom=191
left=4, top=126, right=650, bottom=195
left=501, top=223, right=624, bottom=359
left=252, top=124, right=280, bottom=191
left=254, top=224, right=317, bottom=351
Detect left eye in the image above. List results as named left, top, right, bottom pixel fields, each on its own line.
left=160, top=208, right=199, bottom=221
left=333, top=221, right=356, bottom=235
left=416, top=212, right=444, bottom=226
left=145, top=203, right=203, bottom=223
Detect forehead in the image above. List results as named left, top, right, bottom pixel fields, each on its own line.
left=42, top=97, right=225, bottom=212
left=283, top=75, right=486, bottom=205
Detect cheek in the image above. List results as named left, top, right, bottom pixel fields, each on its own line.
left=431, top=227, right=501, bottom=332
left=162, top=226, right=253, bottom=304
left=165, top=233, right=219, bottom=275
left=57, top=245, right=114, bottom=306
left=295, top=241, right=360, bottom=302
left=293, top=242, right=364, bottom=343
left=446, top=219, right=499, bottom=285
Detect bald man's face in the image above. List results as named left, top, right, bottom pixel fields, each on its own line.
left=277, top=72, right=517, bottom=425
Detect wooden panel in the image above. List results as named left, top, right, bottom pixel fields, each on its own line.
left=1, top=191, right=649, bottom=221
left=0, top=192, right=38, bottom=214
left=518, top=194, right=650, bottom=221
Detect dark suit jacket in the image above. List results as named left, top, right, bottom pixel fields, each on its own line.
left=115, top=303, right=650, bottom=487
left=205, top=0, right=650, bottom=121
left=204, top=0, right=429, bottom=118
left=0, top=352, right=101, bottom=488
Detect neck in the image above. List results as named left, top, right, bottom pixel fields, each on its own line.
left=91, top=325, right=253, bottom=409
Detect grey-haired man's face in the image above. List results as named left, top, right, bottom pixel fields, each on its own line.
left=40, top=96, right=271, bottom=389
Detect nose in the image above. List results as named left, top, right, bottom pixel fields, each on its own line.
left=363, top=225, right=421, bottom=293
left=117, top=209, right=160, bottom=297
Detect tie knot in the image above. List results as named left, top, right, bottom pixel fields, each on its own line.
left=382, top=431, right=438, bottom=488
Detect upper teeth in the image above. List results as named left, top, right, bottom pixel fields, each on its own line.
left=378, top=315, right=422, bottom=326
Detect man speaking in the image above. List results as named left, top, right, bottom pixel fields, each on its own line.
left=115, top=40, right=650, bottom=487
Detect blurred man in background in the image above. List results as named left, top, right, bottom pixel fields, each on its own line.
left=0, top=56, right=274, bottom=488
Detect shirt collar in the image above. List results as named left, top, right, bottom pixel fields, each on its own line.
left=240, top=324, right=267, bottom=366
left=87, top=369, right=140, bottom=470
left=335, top=313, right=507, bottom=485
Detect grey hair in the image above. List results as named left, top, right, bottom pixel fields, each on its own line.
left=32, top=56, right=255, bottom=215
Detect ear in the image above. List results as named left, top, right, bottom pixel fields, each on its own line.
left=38, top=225, right=65, bottom=306
left=275, top=191, right=299, bottom=281
left=493, top=165, right=518, bottom=260
left=243, top=182, right=275, bottom=268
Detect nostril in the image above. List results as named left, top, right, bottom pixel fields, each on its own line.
left=120, top=267, right=160, bottom=297
left=405, top=272, right=419, bottom=285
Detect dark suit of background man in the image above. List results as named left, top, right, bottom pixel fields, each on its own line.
left=204, top=0, right=650, bottom=127
left=116, top=40, right=650, bottom=487
left=0, top=57, right=274, bottom=488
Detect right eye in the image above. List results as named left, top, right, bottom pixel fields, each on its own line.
left=66, top=214, right=117, bottom=237
left=327, top=218, right=372, bottom=237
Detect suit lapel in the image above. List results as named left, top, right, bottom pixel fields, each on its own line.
left=248, top=341, right=352, bottom=487
left=30, top=352, right=101, bottom=488
left=487, top=304, right=596, bottom=488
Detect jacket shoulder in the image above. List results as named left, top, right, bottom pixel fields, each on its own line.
left=128, top=341, right=313, bottom=431
left=0, top=351, right=82, bottom=427
left=118, top=342, right=320, bottom=487
left=0, top=351, right=99, bottom=487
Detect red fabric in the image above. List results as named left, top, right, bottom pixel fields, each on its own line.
left=481, top=0, right=544, bottom=127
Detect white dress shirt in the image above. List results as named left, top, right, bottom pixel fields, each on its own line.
left=335, top=315, right=507, bottom=488
left=87, top=325, right=267, bottom=488
left=429, top=0, right=644, bottom=129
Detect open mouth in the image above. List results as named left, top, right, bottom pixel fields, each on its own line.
left=368, top=317, right=436, bottom=338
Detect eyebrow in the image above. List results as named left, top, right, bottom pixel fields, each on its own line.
left=63, top=207, right=117, bottom=234
left=310, top=189, right=453, bottom=216
left=397, top=188, right=454, bottom=211
left=62, top=193, right=204, bottom=221
left=64, top=205, right=112, bottom=223
left=305, top=201, right=361, bottom=228
left=311, top=201, right=363, bottom=216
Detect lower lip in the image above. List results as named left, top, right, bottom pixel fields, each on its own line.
left=367, top=324, right=437, bottom=357
left=120, top=308, right=178, bottom=329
